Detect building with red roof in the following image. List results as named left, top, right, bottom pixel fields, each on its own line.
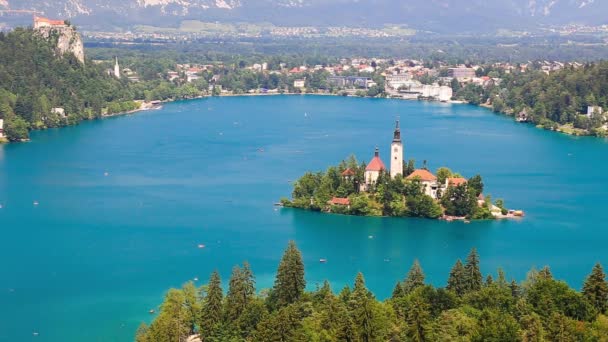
left=341, top=168, right=355, bottom=180
left=328, top=197, right=350, bottom=206
left=34, top=16, right=66, bottom=29
left=447, top=177, right=467, bottom=187
left=362, top=147, right=385, bottom=191
left=406, top=169, right=440, bottom=198
left=406, top=169, right=437, bottom=182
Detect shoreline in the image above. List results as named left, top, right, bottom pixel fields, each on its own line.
left=3, top=91, right=597, bottom=144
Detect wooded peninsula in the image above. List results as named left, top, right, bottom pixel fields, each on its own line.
left=136, top=241, right=608, bottom=342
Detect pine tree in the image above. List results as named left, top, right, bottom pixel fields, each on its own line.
left=497, top=268, right=508, bottom=289
left=447, top=259, right=467, bottom=296
left=200, top=271, right=223, bottom=339
left=405, top=295, right=431, bottom=342
left=273, top=241, right=306, bottom=307
left=403, top=259, right=425, bottom=294
left=538, top=266, right=553, bottom=280
left=225, top=265, right=246, bottom=321
left=351, top=273, right=375, bottom=342
left=582, top=263, right=608, bottom=314
left=510, top=280, right=521, bottom=299
left=391, top=282, right=405, bottom=299
left=335, top=303, right=357, bottom=342
left=485, top=274, right=494, bottom=286
left=464, top=248, right=482, bottom=293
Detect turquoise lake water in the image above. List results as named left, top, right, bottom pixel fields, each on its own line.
left=1, top=95, right=608, bottom=341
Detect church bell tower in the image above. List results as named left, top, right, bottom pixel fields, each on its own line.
left=390, top=119, right=403, bottom=178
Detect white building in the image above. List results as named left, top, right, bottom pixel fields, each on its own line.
left=386, top=74, right=412, bottom=89
left=51, top=108, right=66, bottom=118
left=587, top=106, right=603, bottom=118
left=363, top=147, right=385, bottom=191
left=406, top=169, right=439, bottom=199
left=0, top=119, right=5, bottom=139
left=390, top=120, right=403, bottom=178
left=294, top=79, right=306, bottom=88
left=114, top=57, right=120, bottom=79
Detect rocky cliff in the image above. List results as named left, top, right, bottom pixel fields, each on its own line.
left=35, top=25, right=85, bottom=64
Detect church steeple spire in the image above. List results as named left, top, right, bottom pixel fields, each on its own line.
left=390, top=118, right=403, bottom=178
left=393, top=119, right=401, bottom=142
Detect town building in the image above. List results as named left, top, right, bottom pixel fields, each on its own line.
left=390, top=120, right=403, bottom=178
left=294, top=79, right=306, bottom=88
left=385, top=74, right=412, bottom=89
left=587, top=106, right=603, bottom=118
left=0, top=119, right=4, bottom=139
left=448, top=67, right=476, bottom=80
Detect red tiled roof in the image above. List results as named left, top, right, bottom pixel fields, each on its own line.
left=328, top=197, right=350, bottom=206
left=448, top=177, right=467, bottom=187
left=341, top=168, right=355, bottom=176
left=406, top=169, right=437, bottom=182
left=34, top=16, right=66, bottom=26
left=366, top=156, right=385, bottom=172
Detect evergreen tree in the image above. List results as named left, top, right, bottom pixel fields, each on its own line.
left=464, top=248, right=483, bottom=293
left=510, top=280, right=521, bottom=299
left=405, top=295, right=431, bottom=342
left=273, top=241, right=306, bottom=307
left=225, top=265, right=249, bottom=321
left=403, top=259, right=426, bottom=294
left=447, top=259, right=467, bottom=296
left=351, top=273, right=375, bottom=342
left=335, top=303, right=357, bottom=342
left=582, top=263, right=608, bottom=314
left=485, top=274, right=494, bottom=286
left=200, top=271, right=223, bottom=339
left=391, top=282, right=405, bottom=299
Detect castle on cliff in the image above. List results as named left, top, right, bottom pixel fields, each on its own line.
left=33, top=16, right=85, bottom=64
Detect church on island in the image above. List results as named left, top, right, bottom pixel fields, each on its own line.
left=355, top=120, right=460, bottom=199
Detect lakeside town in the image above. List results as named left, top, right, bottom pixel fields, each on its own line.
left=1, top=15, right=608, bottom=144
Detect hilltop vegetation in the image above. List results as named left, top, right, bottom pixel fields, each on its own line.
left=0, top=28, right=205, bottom=142
left=464, top=62, right=608, bottom=136
left=137, top=241, right=608, bottom=342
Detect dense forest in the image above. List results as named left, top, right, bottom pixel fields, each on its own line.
left=281, top=155, right=500, bottom=220
left=136, top=241, right=608, bottom=342
left=456, top=62, right=608, bottom=136
left=0, top=28, right=206, bottom=142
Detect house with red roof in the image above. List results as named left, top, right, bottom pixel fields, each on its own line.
left=446, top=177, right=467, bottom=187
left=328, top=197, right=350, bottom=206
left=341, top=168, right=355, bottom=181
left=406, top=169, right=440, bottom=198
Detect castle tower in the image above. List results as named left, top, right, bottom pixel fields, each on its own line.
left=114, top=57, right=121, bottom=79
left=390, top=119, right=403, bottom=178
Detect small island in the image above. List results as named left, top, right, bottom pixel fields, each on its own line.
left=281, top=120, right=523, bottom=220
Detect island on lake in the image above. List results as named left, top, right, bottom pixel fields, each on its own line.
left=281, top=120, right=523, bottom=221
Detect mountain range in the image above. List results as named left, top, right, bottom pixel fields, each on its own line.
left=1, top=0, right=607, bottom=33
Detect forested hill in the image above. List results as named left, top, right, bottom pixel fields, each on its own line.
left=137, top=241, right=608, bottom=341
left=470, top=62, right=608, bottom=136
left=0, top=28, right=132, bottom=141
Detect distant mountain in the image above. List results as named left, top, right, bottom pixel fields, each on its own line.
left=1, top=0, right=608, bottom=32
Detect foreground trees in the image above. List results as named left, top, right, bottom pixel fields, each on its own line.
left=137, top=243, right=608, bottom=341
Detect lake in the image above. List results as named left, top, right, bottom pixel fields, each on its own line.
left=1, top=95, right=607, bottom=341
